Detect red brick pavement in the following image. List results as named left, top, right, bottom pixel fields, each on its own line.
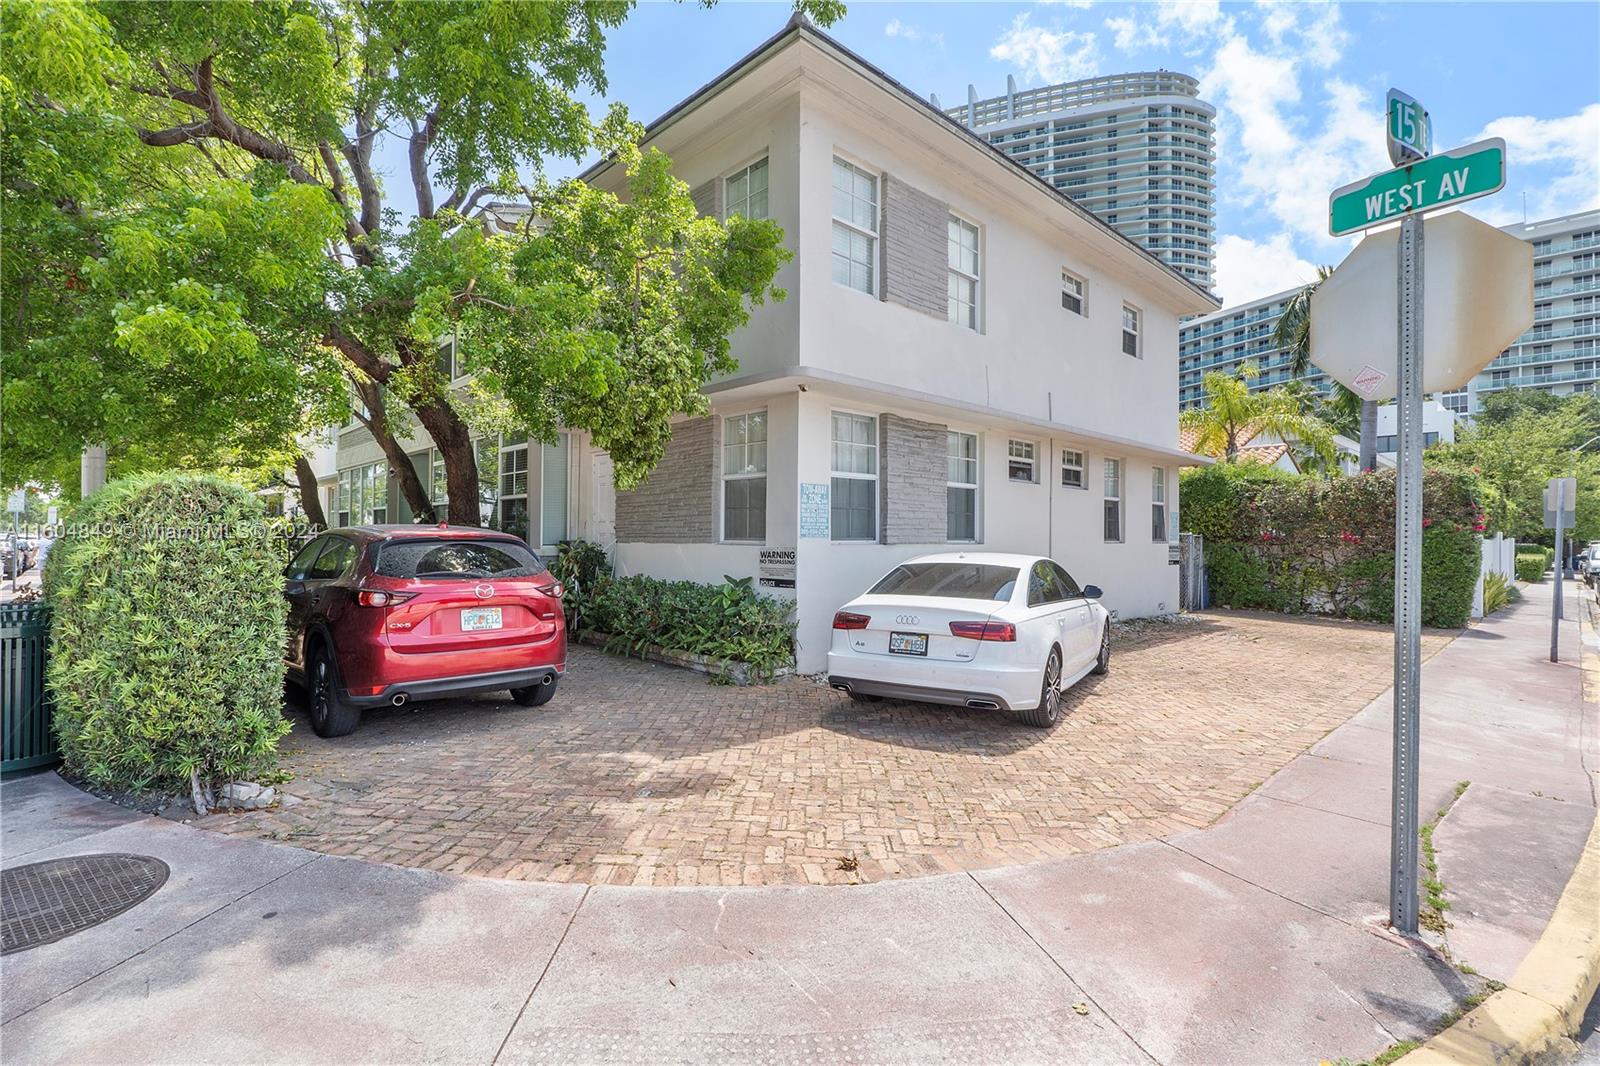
left=194, top=611, right=1452, bottom=886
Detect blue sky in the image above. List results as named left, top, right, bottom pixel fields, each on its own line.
left=376, top=1, right=1600, bottom=307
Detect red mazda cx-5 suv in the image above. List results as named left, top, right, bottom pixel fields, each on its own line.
left=282, top=525, right=566, bottom=737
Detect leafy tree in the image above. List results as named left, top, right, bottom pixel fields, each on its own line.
left=3, top=0, right=840, bottom=521
left=1181, top=364, right=1337, bottom=470
left=1272, top=267, right=1376, bottom=469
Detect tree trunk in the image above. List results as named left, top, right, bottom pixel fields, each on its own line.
left=294, top=454, right=327, bottom=528
left=415, top=401, right=481, bottom=526
left=1358, top=400, right=1378, bottom=472
left=351, top=380, right=435, bottom=523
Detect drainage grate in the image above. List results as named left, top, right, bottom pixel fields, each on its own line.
left=2, top=853, right=170, bottom=954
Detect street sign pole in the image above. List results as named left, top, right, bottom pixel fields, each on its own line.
left=1552, top=479, right=1565, bottom=663
left=1390, top=213, right=1425, bottom=936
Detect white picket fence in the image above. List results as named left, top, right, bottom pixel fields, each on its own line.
left=1472, top=533, right=1518, bottom=619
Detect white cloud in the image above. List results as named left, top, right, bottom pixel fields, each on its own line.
left=1212, top=233, right=1321, bottom=306
left=990, top=14, right=1101, bottom=84
left=1039, top=0, right=1096, bottom=8
left=1105, top=15, right=1166, bottom=52
left=1471, top=104, right=1600, bottom=223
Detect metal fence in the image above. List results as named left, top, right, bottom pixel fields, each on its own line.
left=2, top=602, right=58, bottom=773
left=1178, top=533, right=1208, bottom=612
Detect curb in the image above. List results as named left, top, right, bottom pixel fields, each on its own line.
left=1399, top=588, right=1600, bottom=1065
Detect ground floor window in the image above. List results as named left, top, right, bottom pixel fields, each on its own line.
left=1151, top=465, right=1167, bottom=542
left=1103, top=457, right=1123, bottom=542
left=723, top=410, right=768, bottom=542
left=336, top=461, right=388, bottom=526
left=1061, top=448, right=1085, bottom=489
left=947, top=431, right=978, bottom=541
left=497, top=439, right=529, bottom=543
left=831, top=412, right=878, bottom=541
left=1007, top=440, right=1037, bottom=483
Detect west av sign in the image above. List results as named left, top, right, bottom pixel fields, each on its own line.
left=1328, top=138, right=1506, bottom=237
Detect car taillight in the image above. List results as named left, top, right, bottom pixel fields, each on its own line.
left=356, top=589, right=417, bottom=608
left=949, top=621, right=1017, bottom=642
left=536, top=580, right=565, bottom=598
left=832, top=611, right=871, bottom=630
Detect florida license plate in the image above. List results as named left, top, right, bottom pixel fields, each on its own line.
left=461, top=606, right=503, bottom=631
left=889, top=631, right=928, bottom=656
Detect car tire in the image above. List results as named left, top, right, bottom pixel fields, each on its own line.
left=511, top=680, right=558, bottom=707
left=308, top=645, right=361, bottom=738
left=1091, top=622, right=1111, bottom=675
left=1015, top=647, right=1063, bottom=729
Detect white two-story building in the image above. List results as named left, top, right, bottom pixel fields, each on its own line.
left=319, top=16, right=1218, bottom=673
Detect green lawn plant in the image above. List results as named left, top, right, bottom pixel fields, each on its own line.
left=43, top=472, right=290, bottom=811
left=582, top=574, right=796, bottom=681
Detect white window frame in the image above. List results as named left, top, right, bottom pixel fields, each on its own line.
left=946, top=430, right=979, bottom=542
left=1121, top=303, right=1142, bottom=358
left=1007, top=440, right=1038, bottom=484
left=721, top=409, right=768, bottom=543
left=1061, top=448, right=1086, bottom=489
left=947, top=213, right=980, bottom=330
left=830, top=156, right=879, bottom=297
left=723, top=155, right=770, bottom=221
left=499, top=436, right=530, bottom=542
left=1103, top=457, right=1124, bottom=543
left=1061, top=269, right=1087, bottom=316
left=437, top=336, right=467, bottom=384
left=1151, top=465, right=1167, bottom=542
left=336, top=460, right=388, bottom=526
left=830, top=409, right=878, bottom=542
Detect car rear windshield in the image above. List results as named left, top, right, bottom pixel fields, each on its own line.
left=373, top=539, right=547, bottom=580
left=868, top=563, right=1020, bottom=601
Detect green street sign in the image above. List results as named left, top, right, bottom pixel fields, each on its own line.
left=1328, top=137, right=1507, bottom=237
left=1386, top=89, right=1431, bottom=165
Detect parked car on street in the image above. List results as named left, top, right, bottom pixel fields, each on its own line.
left=827, top=552, right=1109, bottom=728
left=3, top=535, right=36, bottom=577
left=282, top=525, right=566, bottom=738
left=1583, top=542, right=1600, bottom=586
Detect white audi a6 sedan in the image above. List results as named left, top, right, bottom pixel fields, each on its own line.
left=826, top=553, right=1110, bottom=728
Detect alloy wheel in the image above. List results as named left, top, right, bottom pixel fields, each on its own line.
left=311, top=655, right=331, bottom=731
left=1042, top=651, right=1061, bottom=722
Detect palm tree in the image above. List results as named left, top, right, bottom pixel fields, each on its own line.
left=1180, top=364, right=1337, bottom=469
left=1273, top=267, right=1378, bottom=471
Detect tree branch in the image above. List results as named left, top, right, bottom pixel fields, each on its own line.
left=408, top=109, right=440, bottom=219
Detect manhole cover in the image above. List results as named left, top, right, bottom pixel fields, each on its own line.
left=2, top=853, right=169, bottom=954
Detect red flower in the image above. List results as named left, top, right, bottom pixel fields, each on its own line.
left=1422, top=518, right=1433, bottom=528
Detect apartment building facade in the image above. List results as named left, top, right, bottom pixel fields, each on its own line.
left=1177, top=287, right=1326, bottom=410
left=943, top=72, right=1217, bottom=291
left=318, top=17, right=1217, bottom=673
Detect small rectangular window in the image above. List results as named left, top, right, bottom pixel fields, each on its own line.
left=1122, top=304, right=1141, bottom=358
left=948, top=215, right=979, bottom=329
left=831, top=411, right=878, bottom=540
left=1061, top=270, right=1086, bottom=316
left=831, top=158, right=878, bottom=295
left=1103, top=458, right=1123, bottom=542
left=947, top=431, right=978, bottom=541
left=722, top=410, right=768, bottom=542
left=725, top=157, right=769, bottom=221
left=1151, top=465, right=1167, bottom=542
left=1007, top=440, right=1037, bottom=483
left=1061, top=449, right=1086, bottom=489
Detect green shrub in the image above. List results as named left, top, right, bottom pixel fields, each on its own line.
left=1514, top=550, right=1549, bottom=582
left=44, top=472, right=290, bottom=795
left=1481, top=571, right=1516, bottom=615
left=547, top=539, right=610, bottom=629
left=1181, top=467, right=1483, bottom=628
left=581, top=574, right=795, bottom=680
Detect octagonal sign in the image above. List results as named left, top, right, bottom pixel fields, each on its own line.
left=1310, top=211, right=1534, bottom=401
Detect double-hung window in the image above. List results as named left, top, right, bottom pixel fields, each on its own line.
left=831, top=158, right=878, bottom=295
left=948, top=215, right=979, bottom=329
left=1103, top=458, right=1124, bottom=542
left=1121, top=303, right=1141, bottom=357
left=498, top=439, right=530, bottom=543
left=336, top=461, right=388, bottom=526
left=1007, top=440, right=1037, bottom=483
left=725, top=157, right=769, bottom=220
left=1061, top=449, right=1086, bottom=489
left=830, top=412, right=878, bottom=541
left=722, top=411, right=768, bottom=542
left=1061, top=270, right=1086, bottom=316
left=947, top=431, right=978, bottom=541
left=1151, top=466, right=1167, bottom=542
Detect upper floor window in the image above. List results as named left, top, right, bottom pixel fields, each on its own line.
left=831, top=158, right=878, bottom=295
left=1061, top=448, right=1086, bottom=489
left=436, top=340, right=462, bottom=382
left=725, top=158, right=769, bottom=221
left=948, top=215, right=979, bottom=329
left=1103, top=458, right=1123, bottom=542
left=831, top=411, right=878, bottom=541
left=722, top=411, right=768, bottom=542
left=947, top=431, right=978, bottom=541
left=337, top=461, right=388, bottom=526
left=1121, top=304, right=1142, bottom=358
left=1061, top=270, right=1086, bottom=316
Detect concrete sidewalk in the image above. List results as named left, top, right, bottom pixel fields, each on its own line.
left=3, top=582, right=1595, bottom=1065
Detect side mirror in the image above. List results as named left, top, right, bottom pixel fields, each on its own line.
left=1083, top=584, right=1103, bottom=600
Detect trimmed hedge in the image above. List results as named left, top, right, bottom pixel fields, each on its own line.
left=43, top=472, right=290, bottom=793
left=1180, top=465, right=1484, bottom=628
left=581, top=574, right=795, bottom=681
left=1514, top=549, right=1551, bottom=583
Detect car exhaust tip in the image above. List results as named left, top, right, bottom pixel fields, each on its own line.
left=540, top=674, right=554, bottom=687
left=830, top=683, right=852, bottom=694
left=965, top=699, right=1000, bottom=710
left=391, top=693, right=408, bottom=707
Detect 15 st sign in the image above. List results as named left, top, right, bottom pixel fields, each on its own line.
left=1328, top=137, right=1506, bottom=237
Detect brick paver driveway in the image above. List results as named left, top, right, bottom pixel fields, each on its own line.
left=197, top=612, right=1452, bottom=886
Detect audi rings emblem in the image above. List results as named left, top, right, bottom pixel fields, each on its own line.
left=894, top=614, right=920, bottom=625
left=474, top=583, right=495, bottom=600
